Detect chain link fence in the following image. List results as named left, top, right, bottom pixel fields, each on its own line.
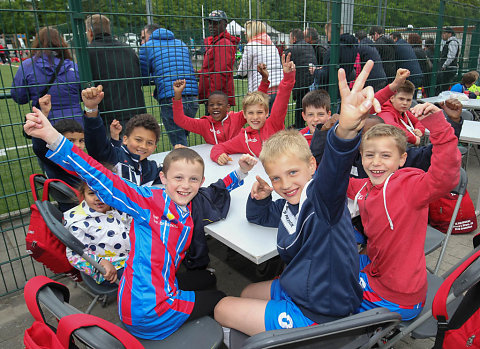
left=0, top=0, right=479, bottom=296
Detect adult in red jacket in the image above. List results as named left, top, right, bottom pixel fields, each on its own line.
left=199, top=10, right=240, bottom=107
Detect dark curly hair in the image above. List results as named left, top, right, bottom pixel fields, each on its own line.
left=124, top=114, right=160, bottom=143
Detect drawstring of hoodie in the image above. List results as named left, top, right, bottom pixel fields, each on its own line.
left=383, top=173, right=395, bottom=230
left=210, top=121, right=218, bottom=144
left=354, top=173, right=395, bottom=231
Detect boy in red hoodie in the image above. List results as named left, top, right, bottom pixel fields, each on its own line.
left=173, top=64, right=270, bottom=145
left=348, top=102, right=461, bottom=320
left=378, top=80, right=425, bottom=145
left=210, top=53, right=295, bottom=165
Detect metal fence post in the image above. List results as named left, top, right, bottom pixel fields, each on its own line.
left=458, top=19, right=468, bottom=75
left=328, top=0, right=342, bottom=108
left=429, top=0, right=445, bottom=97
left=468, top=21, right=480, bottom=71
left=68, top=0, right=92, bottom=87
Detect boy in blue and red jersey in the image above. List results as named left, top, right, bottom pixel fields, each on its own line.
left=24, top=107, right=257, bottom=340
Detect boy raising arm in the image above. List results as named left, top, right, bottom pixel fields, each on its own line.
left=214, top=61, right=381, bottom=336
left=24, top=108, right=258, bottom=340
left=349, top=101, right=461, bottom=320
left=172, top=63, right=271, bottom=145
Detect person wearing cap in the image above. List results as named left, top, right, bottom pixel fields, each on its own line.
left=436, top=27, right=460, bottom=94
left=199, top=10, right=240, bottom=107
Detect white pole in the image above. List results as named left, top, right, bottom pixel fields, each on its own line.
left=303, top=0, right=307, bottom=31
left=146, top=0, right=153, bottom=25
left=249, top=0, right=252, bottom=20
left=202, top=5, right=205, bottom=41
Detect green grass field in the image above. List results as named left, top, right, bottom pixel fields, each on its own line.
left=0, top=63, right=295, bottom=215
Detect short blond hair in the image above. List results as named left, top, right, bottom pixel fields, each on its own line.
left=260, top=129, right=312, bottom=165
left=361, top=124, right=407, bottom=155
left=245, top=21, right=267, bottom=41
left=242, top=91, right=269, bottom=113
left=85, top=14, right=111, bottom=36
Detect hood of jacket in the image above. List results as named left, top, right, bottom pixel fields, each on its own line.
left=213, top=31, right=240, bottom=46
left=340, top=33, right=358, bottom=46
left=381, top=99, right=402, bottom=118
left=151, top=28, right=174, bottom=41
left=32, top=54, right=72, bottom=76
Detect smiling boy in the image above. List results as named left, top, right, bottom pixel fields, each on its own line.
left=81, top=85, right=162, bottom=186
left=172, top=64, right=270, bottom=145
left=378, top=80, right=425, bottom=145
left=214, top=61, right=380, bottom=336
left=210, top=53, right=296, bottom=164
left=24, top=107, right=258, bottom=339
left=348, top=102, right=461, bottom=320
left=299, top=89, right=331, bottom=145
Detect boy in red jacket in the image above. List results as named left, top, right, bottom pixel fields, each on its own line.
left=173, top=64, right=270, bottom=145
left=210, top=53, right=295, bottom=165
left=348, top=102, right=461, bottom=320
left=378, top=80, right=425, bottom=145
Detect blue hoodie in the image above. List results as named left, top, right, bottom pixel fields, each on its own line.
left=139, top=28, right=198, bottom=100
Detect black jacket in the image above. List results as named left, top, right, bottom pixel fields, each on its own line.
left=394, top=38, right=423, bottom=87
left=285, top=39, right=317, bottom=96
left=314, top=33, right=358, bottom=87
left=88, top=34, right=146, bottom=125
left=373, top=35, right=396, bottom=82
left=358, top=38, right=387, bottom=91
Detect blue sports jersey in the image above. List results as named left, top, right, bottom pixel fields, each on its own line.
left=47, top=136, right=244, bottom=339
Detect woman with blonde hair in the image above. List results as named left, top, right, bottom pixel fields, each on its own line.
left=237, top=20, right=283, bottom=108
left=11, top=26, right=82, bottom=125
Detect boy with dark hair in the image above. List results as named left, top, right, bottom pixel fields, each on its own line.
left=210, top=54, right=295, bottom=164
left=378, top=80, right=425, bottom=145
left=451, top=70, right=479, bottom=98
left=24, top=108, right=258, bottom=340
left=300, top=89, right=331, bottom=145
left=214, top=61, right=380, bottom=336
left=173, top=64, right=270, bottom=145
left=349, top=101, right=461, bottom=320
left=81, top=85, right=162, bottom=186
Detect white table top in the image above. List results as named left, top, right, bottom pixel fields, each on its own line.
left=418, top=96, right=480, bottom=110
left=149, top=144, right=279, bottom=264
left=149, top=144, right=359, bottom=264
left=459, top=120, right=480, bottom=145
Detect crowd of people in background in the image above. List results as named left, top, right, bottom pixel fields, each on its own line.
left=7, top=10, right=470, bottom=148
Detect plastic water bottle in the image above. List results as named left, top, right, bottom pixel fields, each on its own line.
left=417, top=87, right=423, bottom=99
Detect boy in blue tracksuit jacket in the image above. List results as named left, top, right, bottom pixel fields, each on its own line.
left=24, top=107, right=258, bottom=340
left=214, top=61, right=380, bottom=336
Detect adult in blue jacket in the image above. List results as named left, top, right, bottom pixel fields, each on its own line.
left=391, top=32, right=423, bottom=89
left=11, top=27, right=82, bottom=125
left=139, top=25, right=199, bottom=147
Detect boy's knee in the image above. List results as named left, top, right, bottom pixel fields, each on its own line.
left=214, top=296, right=233, bottom=324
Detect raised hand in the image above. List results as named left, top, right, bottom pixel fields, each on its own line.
left=440, top=98, right=462, bottom=122
left=109, top=119, right=122, bottom=141
left=38, top=94, right=52, bottom=117
left=410, top=102, right=441, bottom=121
left=173, top=79, right=186, bottom=100
left=281, top=53, right=295, bottom=74
left=217, top=153, right=233, bottom=166
left=257, top=63, right=269, bottom=81
left=337, top=60, right=381, bottom=139
left=390, top=68, right=410, bottom=91
left=250, top=175, right=273, bottom=200
left=24, top=107, right=59, bottom=144
left=82, top=85, right=104, bottom=111
left=238, top=154, right=258, bottom=173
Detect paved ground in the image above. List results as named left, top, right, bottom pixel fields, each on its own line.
left=1, top=150, right=479, bottom=348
